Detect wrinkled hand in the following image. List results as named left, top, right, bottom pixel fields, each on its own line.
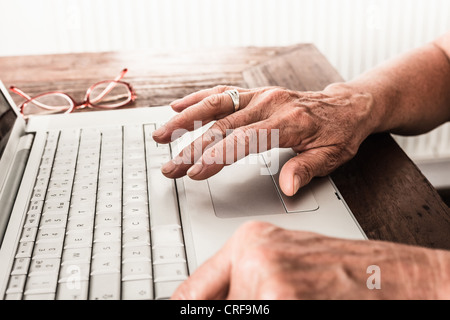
left=171, top=221, right=450, bottom=300
left=152, top=84, right=377, bottom=195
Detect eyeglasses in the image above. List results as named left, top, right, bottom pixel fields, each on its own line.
left=10, top=68, right=137, bottom=120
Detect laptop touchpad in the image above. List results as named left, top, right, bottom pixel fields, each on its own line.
left=207, top=153, right=319, bottom=219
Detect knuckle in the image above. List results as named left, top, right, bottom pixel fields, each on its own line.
left=267, top=87, right=292, bottom=102
left=298, top=161, right=316, bottom=183
left=240, top=243, right=274, bottom=270
left=204, top=94, right=222, bottom=109
left=237, top=221, right=274, bottom=237
left=231, top=127, right=257, bottom=148
left=212, top=117, right=233, bottom=134
left=318, top=148, right=347, bottom=175
left=213, top=85, right=231, bottom=93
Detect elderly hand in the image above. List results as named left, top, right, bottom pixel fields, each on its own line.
left=152, top=84, right=378, bottom=195
left=171, top=221, right=450, bottom=300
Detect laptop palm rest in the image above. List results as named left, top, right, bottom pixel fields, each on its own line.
left=207, top=151, right=319, bottom=219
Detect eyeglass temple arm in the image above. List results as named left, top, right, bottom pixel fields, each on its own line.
left=9, top=86, right=52, bottom=110
left=89, top=68, right=128, bottom=104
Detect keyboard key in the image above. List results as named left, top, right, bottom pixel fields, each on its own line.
left=64, top=232, right=93, bottom=249
left=36, top=228, right=65, bottom=243
left=68, top=207, right=95, bottom=219
left=151, top=225, right=184, bottom=247
left=123, top=169, right=146, bottom=181
left=92, top=242, right=121, bottom=259
left=31, top=188, right=46, bottom=201
left=11, top=258, right=31, bottom=276
left=123, top=160, right=146, bottom=171
left=72, top=182, right=97, bottom=195
left=122, top=230, right=151, bottom=247
left=70, top=194, right=96, bottom=208
left=48, top=180, right=72, bottom=191
left=91, top=256, right=121, bottom=275
left=89, top=273, right=121, bottom=300
left=46, top=190, right=71, bottom=203
left=15, top=242, right=34, bottom=258
left=124, top=180, right=147, bottom=193
left=97, top=189, right=121, bottom=202
left=28, top=200, right=44, bottom=214
left=23, top=212, right=40, bottom=228
left=122, top=245, right=151, bottom=263
left=93, top=227, right=121, bottom=243
left=29, top=258, right=61, bottom=276
left=98, top=179, right=121, bottom=190
left=43, top=201, right=69, bottom=215
left=94, top=212, right=121, bottom=228
left=153, top=263, right=188, bottom=282
left=152, top=246, right=186, bottom=264
left=24, top=274, right=58, bottom=295
left=122, top=279, right=153, bottom=300
left=39, top=214, right=67, bottom=229
left=123, top=216, right=150, bottom=232
left=122, top=261, right=152, bottom=281
left=61, top=248, right=92, bottom=265
left=6, top=275, right=27, bottom=294
left=154, top=281, right=184, bottom=300
left=20, top=227, right=38, bottom=243
left=57, top=280, right=89, bottom=300
left=59, top=263, right=90, bottom=282
left=123, top=191, right=148, bottom=206
left=101, top=157, right=122, bottom=167
left=99, top=167, right=121, bottom=180
left=33, top=242, right=63, bottom=259
left=123, top=204, right=149, bottom=218
left=66, top=216, right=95, bottom=233
left=96, top=201, right=122, bottom=215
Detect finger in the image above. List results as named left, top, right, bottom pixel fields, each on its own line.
left=171, top=236, right=234, bottom=300
left=279, top=147, right=341, bottom=196
left=153, top=91, right=254, bottom=144
left=170, top=86, right=252, bottom=112
left=185, top=120, right=279, bottom=180
left=161, top=109, right=261, bottom=178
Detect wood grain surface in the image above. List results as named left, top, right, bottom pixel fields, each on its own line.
left=1, top=44, right=449, bottom=249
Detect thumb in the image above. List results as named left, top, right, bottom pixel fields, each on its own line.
left=171, top=240, right=232, bottom=300
left=279, top=148, right=340, bottom=196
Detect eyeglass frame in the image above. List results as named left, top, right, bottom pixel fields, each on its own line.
left=9, top=68, right=137, bottom=120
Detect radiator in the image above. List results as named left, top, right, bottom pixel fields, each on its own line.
left=0, top=0, right=449, bottom=162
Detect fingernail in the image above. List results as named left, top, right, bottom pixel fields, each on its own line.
left=293, top=175, right=301, bottom=194
left=161, top=160, right=176, bottom=174
left=153, top=125, right=167, bottom=137
left=187, top=163, right=203, bottom=177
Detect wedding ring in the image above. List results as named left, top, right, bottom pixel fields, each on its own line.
left=224, top=89, right=240, bottom=112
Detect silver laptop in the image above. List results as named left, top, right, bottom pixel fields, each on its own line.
left=0, top=80, right=366, bottom=300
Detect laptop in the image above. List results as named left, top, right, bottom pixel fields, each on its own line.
left=0, top=80, right=366, bottom=300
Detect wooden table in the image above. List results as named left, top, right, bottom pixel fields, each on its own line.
left=1, top=44, right=449, bottom=250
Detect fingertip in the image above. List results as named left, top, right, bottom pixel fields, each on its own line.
left=170, top=100, right=187, bottom=112
left=279, top=165, right=303, bottom=196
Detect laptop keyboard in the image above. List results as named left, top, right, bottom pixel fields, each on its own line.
left=5, top=124, right=188, bottom=300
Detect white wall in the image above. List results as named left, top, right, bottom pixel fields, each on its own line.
left=0, top=0, right=449, bottom=162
